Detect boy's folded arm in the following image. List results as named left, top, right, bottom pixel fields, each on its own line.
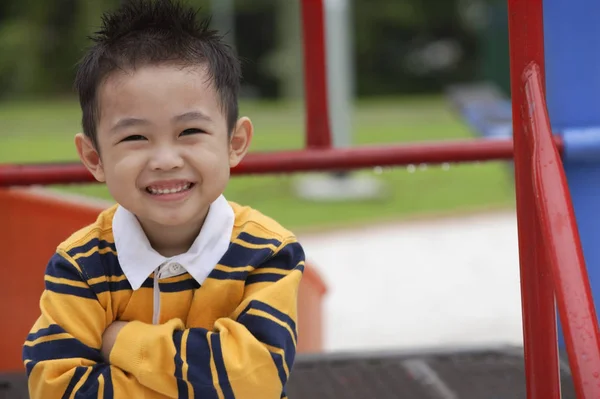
left=23, top=250, right=168, bottom=398
left=109, top=238, right=306, bottom=399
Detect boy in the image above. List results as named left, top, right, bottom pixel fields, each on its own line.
left=22, top=0, right=305, bottom=398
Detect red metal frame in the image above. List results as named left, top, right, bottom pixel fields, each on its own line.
left=524, top=63, right=600, bottom=399
left=506, top=0, right=561, bottom=398
left=300, top=0, right=332, bottom=149
left=0, top=138, right=564, bottom=187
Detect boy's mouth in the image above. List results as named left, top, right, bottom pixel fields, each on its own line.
left=145, top=181, right=195, bottom=195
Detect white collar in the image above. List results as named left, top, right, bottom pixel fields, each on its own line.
left=112, top=195, right=234, bottom=290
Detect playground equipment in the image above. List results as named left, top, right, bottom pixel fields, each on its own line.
left=1, top=0, right=600, bottom=397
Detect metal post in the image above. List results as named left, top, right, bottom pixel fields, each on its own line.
left=295, top=0, right=384, bottom=201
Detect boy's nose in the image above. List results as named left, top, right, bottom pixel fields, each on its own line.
left=149, top=146, right=184, bottom=170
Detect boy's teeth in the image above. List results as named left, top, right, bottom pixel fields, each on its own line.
left=147, top=183, right=191, bottom=195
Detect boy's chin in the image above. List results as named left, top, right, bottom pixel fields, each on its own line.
left=147, top=206, right=207, bottom=227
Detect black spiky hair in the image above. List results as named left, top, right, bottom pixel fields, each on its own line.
left=75, top=0, right=241, bottom=148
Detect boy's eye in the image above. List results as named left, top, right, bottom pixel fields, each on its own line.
left=120, top=135, right=147, bottom=142
left=180, top=128, right=205, bottom=136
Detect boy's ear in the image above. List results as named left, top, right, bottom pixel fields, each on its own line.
left=229, top=117, right=253, bottom=168
left=75, top=133, right=106, bottom=182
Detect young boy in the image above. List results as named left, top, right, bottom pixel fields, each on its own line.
left=22, top=1, right=305, bottom=398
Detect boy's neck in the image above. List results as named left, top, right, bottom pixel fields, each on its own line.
left=140, top=215, right=207, bottom=258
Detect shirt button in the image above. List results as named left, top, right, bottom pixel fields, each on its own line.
left=169, top=263, right=182, bottom=273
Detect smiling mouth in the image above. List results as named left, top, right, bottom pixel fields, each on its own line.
left=145, top=182, right=195, bottom=195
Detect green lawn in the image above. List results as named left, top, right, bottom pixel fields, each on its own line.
left=0, top=96, right=515, bottom=231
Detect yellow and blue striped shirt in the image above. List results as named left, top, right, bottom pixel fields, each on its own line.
left=23, top=201, right=305, bottom=398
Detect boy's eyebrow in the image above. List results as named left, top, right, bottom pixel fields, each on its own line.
left=111, top=111, right=212, bottom=132
left=173, top=111, right=213, bottom=123
left=111, top=117, right=150, bottom=132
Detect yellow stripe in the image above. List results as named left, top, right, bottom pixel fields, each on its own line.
left=44, top=275, right=89, bottom=289
left=181, top=330, right=195, bottom=397
left=87, top=274, right=127, bottom=286
left=247, top=308, right=297, bottom=347
left=264, top=344, right=290, bottom=377
left=97, top=374, right=105, bottom=399
left=72, top=246, right=117, bottom=261
left=24, top=333, right=72, bottom=347
left=69, top=367, right=92, bottom=399
left=207, top=332, right=225, bottom=399
left=214, top=264, right=254, bottom=273
left=231, top=238, right=279, bottom=252
left=162, top=273, right=195, bottom=284
left=251, top=268, right=288, bottom=276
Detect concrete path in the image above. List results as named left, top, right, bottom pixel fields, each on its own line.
left=298, top=210, right=525, bottom=353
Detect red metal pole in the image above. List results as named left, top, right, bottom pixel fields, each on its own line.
left=300, top=0, right=332, bottom=149
left=0, top=137, right=565, bottom=187
left=507, top=0, right=561, bottom=397
left=525, top=63, right=600, bottom=399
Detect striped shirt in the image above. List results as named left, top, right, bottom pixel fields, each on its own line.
left=23, top=198, right=305, bottom=399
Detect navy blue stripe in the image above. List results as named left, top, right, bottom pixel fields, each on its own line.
left=239, top=300, right=298, bottom=341
left=281, top=390, right=287, bottom=399
left=270, top=352, right=287, bottom=390
left=74, top=364, right=111, bottom=398
left=173, top=332, right=189, bottom=399
left=45, top=281, right=97, bottom=299
left=237, top=313, right=295, bottom=378
left=77, top=252, right=123, bottom=281
left=185, top=331, right=219, bottom=398
left=141, top=277, right=154, bottom=289
left=26, top=324, right=65, bottom=342
left=23, top=338, right=103, bottom=364
left=218, top=244, right=273, bottom=268
left=208, top=268, right=249, bottom=281
left=65, top=238, right=124, bottom=281
left=25, top=361, right=35, bottom=377
left=90, top=278, right=132, bottom=293
left=237, top=232, right=282, bottom=247
left=46, top=253, right=84, bottom=282
left=66, top=238, right=116, bottom=258
left=103, top=367, right=114, bottom=399
left=210, top=334, right=235, bottom=399
left=255, top=242, right=304, bottom=272
left=160, top=278, right=200, bottom=293
left=62, top=367, right=87, bottom=399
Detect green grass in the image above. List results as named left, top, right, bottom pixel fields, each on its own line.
left=0, top=96, right=515, bottom=231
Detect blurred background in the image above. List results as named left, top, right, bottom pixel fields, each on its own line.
left=0, top=0, right=524, bottom=355
left=0, top=0, right=514, bottom=231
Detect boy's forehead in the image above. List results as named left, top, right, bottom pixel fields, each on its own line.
left=97, top=64, right=224, bottom=125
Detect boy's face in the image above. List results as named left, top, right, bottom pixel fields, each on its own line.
left=76, top=64, right=252, bottom=232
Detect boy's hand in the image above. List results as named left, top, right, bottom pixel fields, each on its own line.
left=101, top=321, right=128, bottom=362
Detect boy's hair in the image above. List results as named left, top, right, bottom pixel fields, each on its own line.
left=75, top=0, right=241, bottom=148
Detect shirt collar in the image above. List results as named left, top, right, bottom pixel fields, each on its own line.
left=112, top=195, right=234, bottom=290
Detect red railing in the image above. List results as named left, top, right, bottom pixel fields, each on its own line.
left=524, top=63, right=600, bottom=398
left=506, top=0, right=562, bottom=397
left=0, top=138, right=553, bottom=186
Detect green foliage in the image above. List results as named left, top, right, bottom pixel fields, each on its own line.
left=0, top=0, right=497, bottom=98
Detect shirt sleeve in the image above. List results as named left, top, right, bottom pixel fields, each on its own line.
left=108, top=237, right=305, bottom=399
left=23, top=250, right=162, bottom=398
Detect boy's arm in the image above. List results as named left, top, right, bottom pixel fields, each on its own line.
left=23, top=250, right=169, bottom=398
left=108, top=238, right=305, bottom=399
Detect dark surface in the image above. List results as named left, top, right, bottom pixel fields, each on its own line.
left=286, top=346, right=577, bottom=399
left=0, top=373, right=28, bottom=399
